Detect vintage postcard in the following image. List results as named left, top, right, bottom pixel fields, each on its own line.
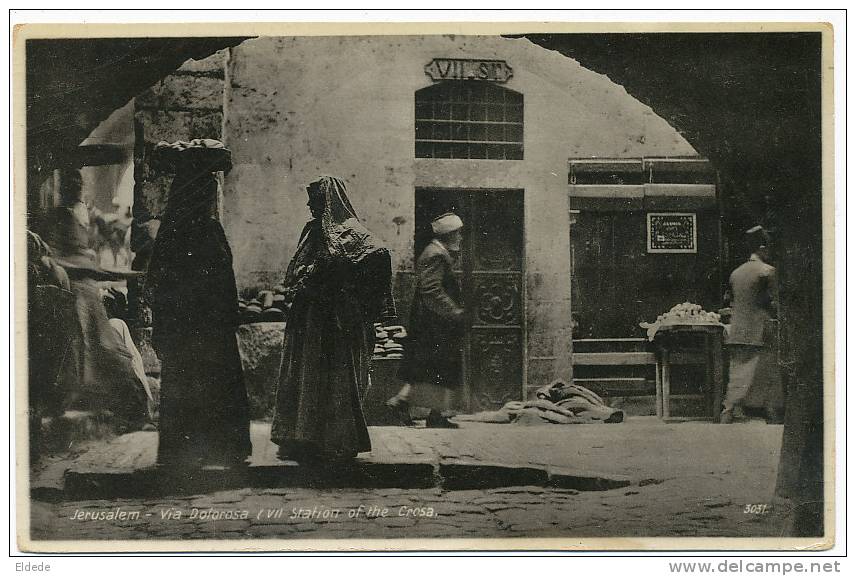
left=11, top=18, right=836, bottom=553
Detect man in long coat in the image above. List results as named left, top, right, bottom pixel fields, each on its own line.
left=722, top=229, right=780, bottom=423
left=389, top=213, right=467, bottom=428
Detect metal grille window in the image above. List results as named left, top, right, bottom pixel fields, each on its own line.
left=415, top=81, right=524, bottom=160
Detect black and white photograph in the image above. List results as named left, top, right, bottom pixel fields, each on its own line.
left=11, top=15, right=838, bottom=554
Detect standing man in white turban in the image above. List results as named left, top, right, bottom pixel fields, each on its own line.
left=388, top=213, right=467, bottom=428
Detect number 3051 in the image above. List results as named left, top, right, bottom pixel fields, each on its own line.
left=744, top=504, right=769, bottom=514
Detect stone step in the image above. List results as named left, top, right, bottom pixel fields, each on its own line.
left=57, top=460, right=632, bottom=500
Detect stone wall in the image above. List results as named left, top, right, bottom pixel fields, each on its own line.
left=133, top=50, right=229, bottom=221
left=219, top=35, right=696, bottom=394
left=236, top=322, right=284, bottom=419
left=221, top=36, right=693, bottom=292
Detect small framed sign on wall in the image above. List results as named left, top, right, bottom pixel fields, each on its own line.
left=647, top=212, right=697, bottom=253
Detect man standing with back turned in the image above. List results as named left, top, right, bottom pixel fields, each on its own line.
left=721, top=226, right=779, bottom=424
left=388, top=212, right=467, bottom=428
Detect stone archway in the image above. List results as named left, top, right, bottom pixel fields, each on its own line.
left=24, top=36, right=250, bottom=224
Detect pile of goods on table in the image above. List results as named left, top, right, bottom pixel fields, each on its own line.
left=373, top=323, right=406, bottom=360
left=639, top=301, right=722, bottom=341
left=238, top=284, right=289, bottom=324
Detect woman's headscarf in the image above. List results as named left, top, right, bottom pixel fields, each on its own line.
left=150, top=139, right=231, bottom=236
left=284, top=176, right=396, bottom=319
left=315, top=175, right=385, bottom=264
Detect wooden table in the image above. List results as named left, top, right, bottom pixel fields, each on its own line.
left=653, top=323, right=725, bottom=421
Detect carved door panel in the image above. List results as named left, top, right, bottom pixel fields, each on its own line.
left=415, top=189, right=524, bottom=412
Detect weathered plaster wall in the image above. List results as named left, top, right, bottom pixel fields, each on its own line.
left=222, top=35, right=693, bottom=286
left=220, top=35, right=695, bottom=390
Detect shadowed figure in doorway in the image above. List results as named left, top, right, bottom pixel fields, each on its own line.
left=271, top=175, right=395, bottom=463
left=147, top=139, right=251, bottom=469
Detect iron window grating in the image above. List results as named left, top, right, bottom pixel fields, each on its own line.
left=415, top=81, right=523, bottom=160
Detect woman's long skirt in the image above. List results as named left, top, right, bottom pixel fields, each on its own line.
left=157, top=333, right=251, bottom=467
left=271, top=295, right=372, bottom=461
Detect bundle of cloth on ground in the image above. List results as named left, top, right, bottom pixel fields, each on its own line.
left=455, top=379, right=624, bottom=425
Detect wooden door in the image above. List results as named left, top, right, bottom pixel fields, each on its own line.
left=570, top=210, right=721, bottom=339
left=415, top=189, right=524, bottom=411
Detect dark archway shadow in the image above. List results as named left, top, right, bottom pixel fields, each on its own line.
left=521, top=32, right=825, bottom=537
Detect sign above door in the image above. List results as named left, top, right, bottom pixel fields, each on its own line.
left=424, top=59, right=513, bottom=83
left=647, top=212, right=698, bottom=253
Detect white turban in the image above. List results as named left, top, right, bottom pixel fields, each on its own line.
left=431, top=213, right=464, bottom=235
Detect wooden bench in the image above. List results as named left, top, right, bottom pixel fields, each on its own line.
left=571, top=339, right=657, bottom=401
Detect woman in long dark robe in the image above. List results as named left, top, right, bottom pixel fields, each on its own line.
left=271, top=176, right=394, bottom=462
left=147, top=140, right=251, bottom=468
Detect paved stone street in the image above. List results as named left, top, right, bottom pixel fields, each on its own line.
left=29, top=418, right=795, bottom=544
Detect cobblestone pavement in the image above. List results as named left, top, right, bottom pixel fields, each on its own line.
left=29, top=418, right=793, bottom=543
left=31, top=479, right=793, bottom=542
